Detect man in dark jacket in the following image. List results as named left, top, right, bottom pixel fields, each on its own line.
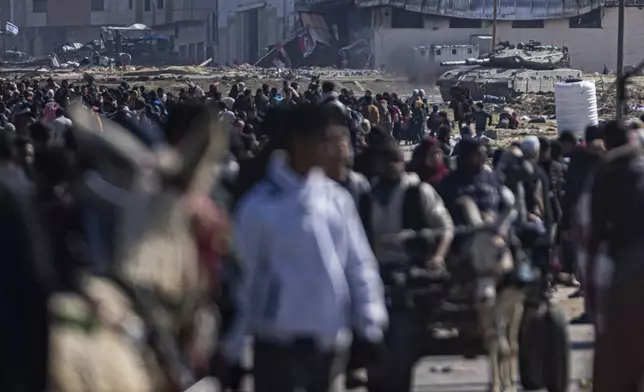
left=233, top=89, right=254, bottom=113
left=0, top=132, right=55, bottom=392
left=426, top=104, right=441, bottom=137
left=561, top=126, right=605, bottom=234
left=560, top=126, right=605, bottom=303
left=561, top=126, right=605, bottom=323
left=588, top=121, right=644, bottom=392
left=520, top=136, right=555, bottom=289
left=439, top=138, right=505, bottom=224
left=538, top=137, right=565, bottom=228
left=558, top=130, right=578, bottom=159
left=470, top=102, right=493, bottom=137
left=254, top=89, right=269, bottom=113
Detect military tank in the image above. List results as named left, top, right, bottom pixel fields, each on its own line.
left=436, top=41, right=582, bottom=102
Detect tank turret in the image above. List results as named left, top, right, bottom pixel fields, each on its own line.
left=436, top=41, right=580, bottom=102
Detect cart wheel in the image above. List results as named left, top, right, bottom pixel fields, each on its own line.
left=519, top=305, right=545, bottom=390
left=543, top=306, right=570, bottom=392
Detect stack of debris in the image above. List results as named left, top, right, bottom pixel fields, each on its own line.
left=492, top=126, right=558, bottom=148
left=505, top=79, right=644, bottom=120
left=595, top=82, right=644, bottom=117
left=509, top=93, right=557, bottom=116
left=210, top=64, right=385, bottom=82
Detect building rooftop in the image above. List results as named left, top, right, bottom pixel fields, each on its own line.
left=356, top=0, right=604, bottom=20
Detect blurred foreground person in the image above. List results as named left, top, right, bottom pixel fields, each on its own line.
left=224, top=103, right=387, bottom=392
left=563, top=126, right=605, bottom=321
left=0, top=132, right=53, bottom=392
left=590, top=121, right=644, bottom=392
left=47, top=103, right=227, bottom=392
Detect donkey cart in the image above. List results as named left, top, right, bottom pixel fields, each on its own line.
left=367, top=201, right=570, bottom=392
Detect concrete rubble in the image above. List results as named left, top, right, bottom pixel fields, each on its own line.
left=500, top=76, right=644, bottom=120
left=115, top=64, right=385, bottom=81
left=8, top=60, right=644, bottom=125
left=509, top=94, right=557, bottom=116
left=3, top=63, right=387, bottom=85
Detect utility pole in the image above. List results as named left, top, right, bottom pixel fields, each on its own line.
left=616, top=0, right=625, bottom=121
left=491, top=0, right=498, bottom=51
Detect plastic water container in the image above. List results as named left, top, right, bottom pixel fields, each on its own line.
left=555, top=79, right=599, bottom=138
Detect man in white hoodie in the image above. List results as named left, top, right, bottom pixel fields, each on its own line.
left=224, top=103, right=387, bottom=392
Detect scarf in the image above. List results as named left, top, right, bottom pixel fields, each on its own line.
left=416, top=163, right=449, bottom=186
left=410, top=137, right=450, bottom=186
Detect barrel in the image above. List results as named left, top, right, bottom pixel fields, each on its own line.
left=554, top=79, right=599, bottom=138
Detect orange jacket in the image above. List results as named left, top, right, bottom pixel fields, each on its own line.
left=361, top=104, right=380, bottom=125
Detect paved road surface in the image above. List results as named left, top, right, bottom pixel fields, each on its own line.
left=402, top=327, right=593, bottom=392
left=346, top=287, right=593, bottom=392
left=226, top=287, right=593, bottom=392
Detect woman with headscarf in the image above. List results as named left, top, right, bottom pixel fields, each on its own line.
left=408, top=137, right=450, bottom=187
left=228, top=83, right=240, bottom=99
left=410, top=93, right=427, bottom=142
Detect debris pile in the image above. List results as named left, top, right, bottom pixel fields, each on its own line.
left=209, top=64, right=386, bottom=83
left=115, top=64, right=387, bottom=84
left=492, top=126, right=558, bottom=148
left=507, top=78, right=644, bottom=119
left=594, top=80, right=644, bottom=117
left=509, top=93, right=556, bottom=116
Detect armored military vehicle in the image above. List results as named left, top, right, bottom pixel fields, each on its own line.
left=436, top=41, right=582, bottom=102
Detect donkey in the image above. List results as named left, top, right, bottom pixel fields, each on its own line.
left=48, top=103, right=228, bottom=392
left=456, top=196, right=525, bottom=392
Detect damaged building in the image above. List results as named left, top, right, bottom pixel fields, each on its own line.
left=0, top=0, right=219, bottom=64
left=216, top=0, right=644, bottom=72
left=216, top=0, right=373, bottom=67
left=216, top=0, right=297, bottom=65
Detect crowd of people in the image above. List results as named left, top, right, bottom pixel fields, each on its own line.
left=0, top=72, right=642, bottom=392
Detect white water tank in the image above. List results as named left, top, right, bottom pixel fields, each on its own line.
left=555, top=79, right=599, bottom=138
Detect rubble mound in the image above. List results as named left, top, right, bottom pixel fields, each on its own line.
left=510, top=93, right=556, bottom=116
left=209, top=64, right=386, bottom=82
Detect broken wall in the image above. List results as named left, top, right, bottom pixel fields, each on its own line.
left=217, top=0, right=295, bottom=64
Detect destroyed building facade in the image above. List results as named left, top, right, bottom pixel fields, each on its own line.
left=216, top=0, right=644, bottom=72
left=2, top=0, right=219, bottom=64
left=216, top=0, right=298, bottom=65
